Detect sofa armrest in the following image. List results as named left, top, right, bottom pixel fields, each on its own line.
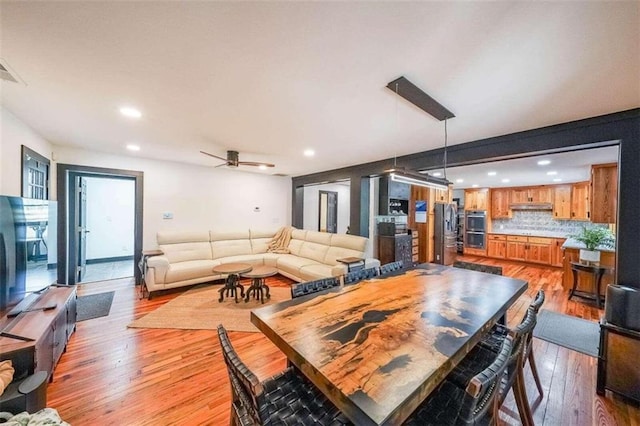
left=146, top=255, right=170, bottom=284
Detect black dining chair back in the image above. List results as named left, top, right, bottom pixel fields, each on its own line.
left=343, top=267, right=380, bottom=285
left=217, top=325, right=350, bottom=426
left=405, top=335, right=513, bottom=426
left=453, top=260, right=503, bottom=276
left=379, top=261, right=405, bottom=276
left=290, top=277, right=340, bottom=299
left=529, top=289, right=545, bottom=313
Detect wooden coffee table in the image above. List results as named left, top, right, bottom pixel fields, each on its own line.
left=242, top=265, right=277, bottom=304
left=213, top=262, right=253, bottom=303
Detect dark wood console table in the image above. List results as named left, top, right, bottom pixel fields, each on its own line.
left=0, top=286, right=77, bottom=383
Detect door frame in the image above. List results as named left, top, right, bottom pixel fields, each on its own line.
left=318, top=190, right=338, bottom=233
left=56, top=164, right=143, bottom=285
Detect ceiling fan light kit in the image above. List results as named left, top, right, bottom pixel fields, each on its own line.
left=200, top=150, right=275, bottom=168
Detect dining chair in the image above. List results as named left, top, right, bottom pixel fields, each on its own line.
left=404, top=335, right=513, bottom=426
left=449, top=308, right=538, bottom=426
left=217, top=325, right=351, bottom=426
left=453, top=260, right=503, bottom=275
left=379, top=260, right=404, bottom=276
left=343, top=267, right=380, bottom=285
left=290, top=277, right=340, bottom=299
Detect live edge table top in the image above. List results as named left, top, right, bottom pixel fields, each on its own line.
left=251, top=264, right=527, bottom=426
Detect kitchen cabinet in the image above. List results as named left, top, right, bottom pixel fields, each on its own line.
left=506, top=236, right=527, bottom=261
left=487, top=234, right=507, bottom=259
left=379, top=175, right=410, bottom=215
left=551, top=238, right=566, bottom=267
left=510, top=186, right=553, bottom=204
left=433, top=187, right=452, bottom=204
left=505, top=235, right=553, bottom=264
left=526, top=237, right=553, bottom=265
left=591, top=163, right=618, bottom=224
left=378, top=235, right=413, bottom=266
left=553, top=185, right=572, bottom=219
left=491, top=189, right=511, bottom=219
left=571, top=181, right=590, bottom=220
left=464, top=188, right=488, bottom=211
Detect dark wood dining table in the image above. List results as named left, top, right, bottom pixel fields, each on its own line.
left=251, top=263, right=528, bottom=426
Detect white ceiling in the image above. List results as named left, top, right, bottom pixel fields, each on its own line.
left=1, top=2, right=638, bottom=177
left=430, top=145, right=619, bottom=190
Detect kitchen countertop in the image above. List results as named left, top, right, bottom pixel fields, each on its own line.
left=561, top=237, right=616, bottom=253
left=488, top=230, right=569, bottom=238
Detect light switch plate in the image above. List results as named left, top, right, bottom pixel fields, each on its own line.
left=162, top=212, right=173, bottom=219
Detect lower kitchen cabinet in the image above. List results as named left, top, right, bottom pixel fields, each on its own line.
left=506, top=236, right=527, bottom=261
left=379, top=234, right=413, bottom=266
left=551, top=238, right=566, bottom=267
left=487, top=234, right=506, bottom=259
left=526, top=238, right=552, bottom=264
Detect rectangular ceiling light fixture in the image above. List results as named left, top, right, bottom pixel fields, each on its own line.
left=386, top=167, right=451, bottom=190
left=386, top=76, right=455, bottom=121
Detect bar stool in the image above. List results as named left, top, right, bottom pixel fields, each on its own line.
left=569, top=262, right=612, bottom=307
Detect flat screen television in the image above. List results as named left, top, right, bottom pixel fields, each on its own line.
left=0, top=196, right=57, bottom=317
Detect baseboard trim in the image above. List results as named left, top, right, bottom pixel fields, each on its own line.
left=86, top=255, right=134, bottom=265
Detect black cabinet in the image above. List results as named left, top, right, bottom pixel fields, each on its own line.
left=379, top=176, right=410, bottom=215
left=379, top=235, right=413, bottom=266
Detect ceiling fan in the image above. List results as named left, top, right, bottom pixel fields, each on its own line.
left=200, top=150, right=275, bottom=168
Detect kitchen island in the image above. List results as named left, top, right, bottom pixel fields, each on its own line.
left=561, top=238, right=616, bottom=297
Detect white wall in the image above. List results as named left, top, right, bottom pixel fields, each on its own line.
left=85, top=177, right=135, bottom=259
left=303, top=182, right=350, bottom=234
left=0, top=106, right=54, bottom=197
left=53, top=146, right=292, bottom=250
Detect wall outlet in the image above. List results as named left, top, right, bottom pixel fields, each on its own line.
left=162, top=212, right=173, bottom=219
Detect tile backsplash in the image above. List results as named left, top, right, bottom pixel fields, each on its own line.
left=492, top=211, right=597, bottom=236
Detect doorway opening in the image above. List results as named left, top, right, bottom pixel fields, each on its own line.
left=302, top=181, right=350, bottom=234
left=56, top=164, right=143, bottom=286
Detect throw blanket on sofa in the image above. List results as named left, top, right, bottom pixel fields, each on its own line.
left=267, top=226, right=292, bottom=254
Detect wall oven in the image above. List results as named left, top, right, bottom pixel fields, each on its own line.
left=465, top=211, right=486, bottom=249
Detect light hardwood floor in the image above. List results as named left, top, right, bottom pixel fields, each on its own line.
left=47, top=257, right=640, bottom=425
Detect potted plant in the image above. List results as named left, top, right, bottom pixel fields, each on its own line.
left=570, top=225, right=615, bottom=265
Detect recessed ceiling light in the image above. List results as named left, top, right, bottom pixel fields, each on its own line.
left=258, top=165, right=267, bottom=170
left=304, top=149, right=315, bottom=157
left=456, top=179, right=464, bottom=183
left=119, top=106, right=142, bottom=119
left=432, top=172, right=442, bottom=177
left=546, top=171, right=558, bottom=175
left=126, top=144, right=140, bottom=151
left=472, top=184, right=479, bottom=188
left=537, top=160, right=551, bottom=166
left=487, top=171, right=497, bottom=176
left=502, top=178, right=510, bottom=183
left=553, top=178, right=562, bottom=182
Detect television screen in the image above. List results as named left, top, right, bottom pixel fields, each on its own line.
left=0, top=196, right=56, bottom=315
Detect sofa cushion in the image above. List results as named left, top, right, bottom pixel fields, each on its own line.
left=298, top=264, right=336, bottom=281
left=276, top=254, right=320, bottom=277
left=250, top=229, right=277, bottom=254
left=160, top=242, right=213, bottom=263
left=215, top=255, right=265, bottom=266
left=165, top=260, right=218, bottom=284
left=210, top=231, right=252, bottom=259
left=261, top=253, right=280, bottom=267
left=331, top=234, right=367, bottom=252
left=157, top=231, right=210, bottom=245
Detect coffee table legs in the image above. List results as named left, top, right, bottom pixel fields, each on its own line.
left=218, top=274, right=245, bottom=303
left=244, top=278, right=271, bottom=304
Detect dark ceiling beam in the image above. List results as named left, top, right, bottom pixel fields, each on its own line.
left=386, top=76, right=455, bottom=121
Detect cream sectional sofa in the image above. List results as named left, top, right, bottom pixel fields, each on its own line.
left=144, top=228, right=379, bottom=296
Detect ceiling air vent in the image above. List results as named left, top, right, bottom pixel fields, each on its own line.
left=0, top=59, right=26, bottom=85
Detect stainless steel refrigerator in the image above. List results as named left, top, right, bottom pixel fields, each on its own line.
left=434, top=203, right=457, bottom=266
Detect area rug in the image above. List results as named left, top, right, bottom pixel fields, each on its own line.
left=77, top=291, right=115, bottom=322
left=533, top=309, right=600, bottom=357
left=127, top=284, right=291, bottom=332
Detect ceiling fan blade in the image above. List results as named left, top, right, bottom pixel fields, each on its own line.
left=238, top=161, right=275, bottom=168
left=200, top=150, right=228, bottom=162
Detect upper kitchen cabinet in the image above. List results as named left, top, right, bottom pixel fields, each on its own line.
left=434, top=186, right=452, bottom=204
left=553, top=185, right=572, bottom=219
left=491, top=188, right=511, bottom=218
left=379, top=175, right=410, bottom=215
left=571, top=181, right=590, bottom=221
left=464, top=188, right=488, bottom=211
left=591, top=163, right=618, bottom=224
left=510, top=186, right=553, bottom=204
